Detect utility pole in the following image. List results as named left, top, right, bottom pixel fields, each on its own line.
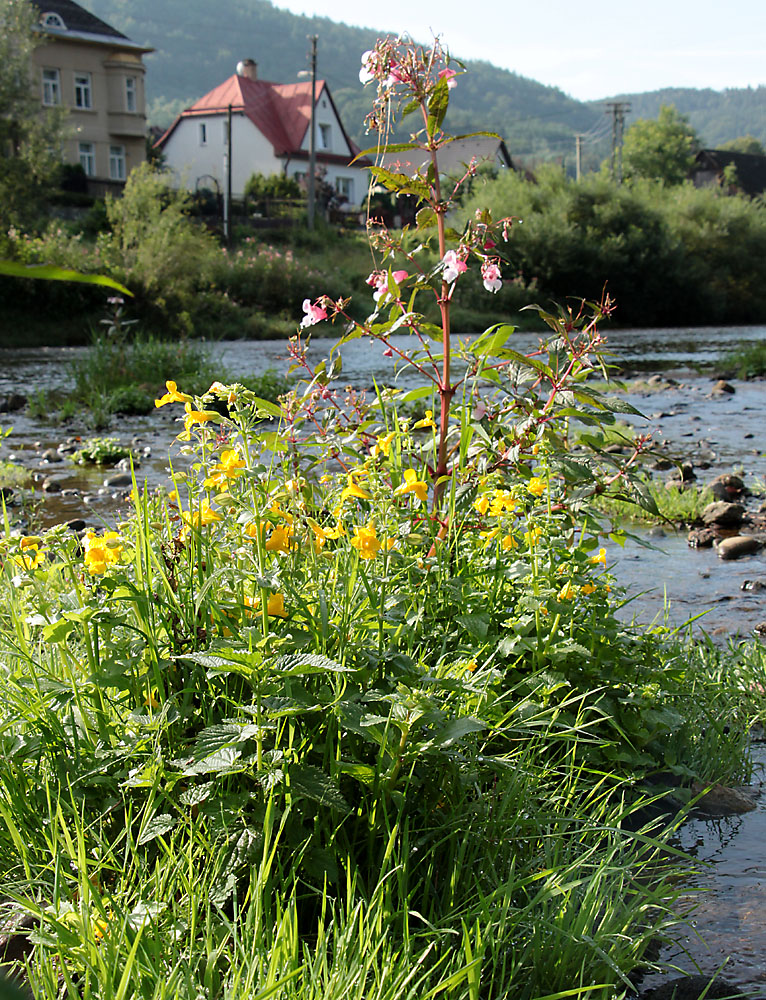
left=575, top=133, right=583, bottom=181
left=307, top=36, right=317, bottom=230
left=605, top=101, right=630, bottom=184
left=224, top=103, right=232, bottom=245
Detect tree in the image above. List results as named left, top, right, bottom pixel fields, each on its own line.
left=0, top=0, right=66, bottom=243
left=719, top=135, right=765, bottom=156
left=622, top=104, right=699, bottom=185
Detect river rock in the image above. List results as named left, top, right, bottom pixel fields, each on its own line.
left=0, top=392, right=26, bottom=413
left=741, top=579, right=766, bottom=591
left=716, top=535, right=762, bottom=560
left=667, top=463, right=696, bottom=485
left=41, top=477, right=64, bottom=493
left=711, top=379, right=735, bottom=395
left=40, top=449, right=63, bottom=464
left=638, top=974, right=748, bottom=1000
left=701, top=501, right=745, bottom=527
left=690, top=781, right=758, bottom=816
left=708, top=473, right=745, bottom=501
left=103, top=473, right=133, bottom=488
left=688, top=527, right=716, bottom=548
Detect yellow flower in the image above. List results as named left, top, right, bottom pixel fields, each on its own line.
left=204, top=448, right=246, bottom=489
left=479, top=526, right=501, bottom=547
left=267, top=593, right=288, bottom=618
left=581, top=583, right=597, bottom=595
left=371, top=430, right=396, bottom=459
left=15, top=536, right=45, bottom=571
left=527, top=477, right=547, bottom=498
left=154, top=380, right=191, bottom=408
left=413, top=409, right=436, bottom=430
left=83, top=530, right=123, bottom=575
left=589, top=547, right=607, bottom=566
left=143, top=687, right=160, bottom=710
left=523, top=525, right=543, bottom=547
left=265, top=524, right=294, bottom=553
left=474, top=494, right=490, bottom=516
left=557, top=581, right=576, bottom=601
left=350, top=521, right=382, bottom=560
left=180, top=501, right=222, bottom=541
left=178, top=402, right=216, bottom=441
left=394, top=469, right=428, bottom=503
left=488, top=489, right=517, bottom=517
left=502, top=533, right=518, bottom=551
left=340, top=474, right=371, bottom=502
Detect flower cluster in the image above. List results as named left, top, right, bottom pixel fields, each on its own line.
left=84, top=531, right=123, bottom=576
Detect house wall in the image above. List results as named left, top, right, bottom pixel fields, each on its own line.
left=295, top=90, right=366, bottom=205
left=31, top=39, right=147, bottom=182
left=162, top=112, right=282, bottom=198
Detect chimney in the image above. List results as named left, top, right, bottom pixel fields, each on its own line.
left=236, top=59, right=257, bottom=80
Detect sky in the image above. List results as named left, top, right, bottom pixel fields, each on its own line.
left=272, top=0, right=766, bottom=100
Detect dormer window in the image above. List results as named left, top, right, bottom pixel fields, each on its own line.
left=41, top=11, right=66, bottom=29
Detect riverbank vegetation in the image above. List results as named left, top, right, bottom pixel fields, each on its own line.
left=3, top=38, right=766, bottom=1000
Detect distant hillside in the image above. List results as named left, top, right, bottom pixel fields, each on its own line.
left=86, top=0, right=600, bottom=162
left=594, top=87, right=766, bottom=148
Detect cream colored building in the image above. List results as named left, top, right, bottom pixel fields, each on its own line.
left=29, top=0, right=152, bottom=190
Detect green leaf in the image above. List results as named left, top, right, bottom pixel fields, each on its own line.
left=471, top=324, right=516, bottom=357
left=416, top=207, right=437, bottom=229
left=455, top=612, right=490, bottom=640
left=337, top=762, right=377, bottom=786
left=445, top=131, right=501, bottom=143
left=273, top=652, right=351, bottom=676
left=182, top=747, right=242, bottom=776
left=137, top=813, right=176, bottom=845
left=433, top=717, right=485, bottom=747
left=352, top=141, right=420, bottom=162
left=426, top=78, right=450, bottom=136
left=0, top=260, right=132, bottom=295
left=368, top=166, right=430, bottom=200
left=250, top=396, right=283, bottom=419
left=290, top=764, right=349, bottom=811
left=42, top=619, right=75, bottom=643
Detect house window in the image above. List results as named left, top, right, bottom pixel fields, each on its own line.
left=199, top=122, right=207, bottom=145
left=41, top=11, right=66, bottom=28
left=42, top=68, right=60, bottom=106
left=74, top=72, right=92, bottom=109
left=109, top=145, right=126, bottom=181
left=318, top=124, right=331, bottom=150
left=336, top=176, right=354, bottom=202
left=125, top=76, right=136, bottom=112
left=78, top=142, right=95, bottom=176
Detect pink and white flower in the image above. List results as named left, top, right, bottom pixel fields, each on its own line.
left=481, top=260, right=503, bottom=293
left=367, top=269, right=408, bottom=303
left=441, top=250, right=468, bottom=284
left=301, top=298, right=328, bottom=328
left=438, top=68, right=458, bottom=89
left=359, top=50, right=376, bottom=84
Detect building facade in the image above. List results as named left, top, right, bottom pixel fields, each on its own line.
left=157, top=60, right=368, bottom=206
left=29, top=0, right=152, bottom=190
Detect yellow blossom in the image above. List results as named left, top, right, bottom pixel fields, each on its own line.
left=267, top=593, right=288, bottom=618
left=83, top=530, right=123, bottom=575
left=394, top=469, right=428, bottom=503
left=474, top=494, right=490, bottom=516
left=143, top=687, right=160, bottom=710
left=557, top=582, right=576, bottom=601
left=204, top=448, right=246, bottom=489
left=154, top=380, right=191, bottom=408
left=340, top=474, right=371, bottom=502
left=502, top=533, right=518, bottom=551
left=523, top=525, right=543, bottom=547
left=350, top=522, right=382, bottom=560
left=581, top=583, right=597, bottom=595
left=479, top=526, right=501, bottom=547
left=488, top=490, right=517, bottom=517
left=527, top=477, right=547, bottom=498
left=178, top=402, right=217, bottom=441
left=371, top=430, right=397, bottom=459
left=265, top=524, right=294, bottom=553
left=589, top=547, right=607, bottom=566
left=15, top=536, right=46, bottom=571
left=413, top=409, right=437, bottom=430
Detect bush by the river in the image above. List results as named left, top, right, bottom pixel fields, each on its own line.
left=455, top=165, right=766, bottom=327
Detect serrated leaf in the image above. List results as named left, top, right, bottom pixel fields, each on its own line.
left=290, top=764, right=349, bottom=811
left=182, top=746, right=242, bottom=776
left=353, top=141, right=419, bottom=161
left=127, top=900, right=166, bottom=929
left=138, top=813, right=176, bottom=845
left=250, top=396, right=283, bottom=419
left=427, top=77, right=450, bottom=135
left=337, top=762, right=377, bottom=786
left=209, top=872, right=237, bottom=909
left=192, top=722, right=260, bottom=760
left=433, top=717, right=486, bottom=747
left=455, top=613, right=490, bottom=640
left=273, top=653, right=351, bottom=676
left=179, top=784, right=214, bottom=807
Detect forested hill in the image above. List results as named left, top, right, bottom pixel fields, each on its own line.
left=595, top=87, right=766, bottom=148
left=86, top=0, right=600, bottom=161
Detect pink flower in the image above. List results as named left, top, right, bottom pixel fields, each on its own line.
left=442, top=250, right=468, bottom=284
left=481, top=260, right=503, bottom=294
left=359, top=50, right=376, bottom=84
left=301, top=298, right=327, bottom=328
left=438, top=68, right=458, bottom=89
left=367, top=270, right=408, bottom=304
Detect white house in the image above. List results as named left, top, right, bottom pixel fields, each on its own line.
left=156, top=59, right=369, bottom=205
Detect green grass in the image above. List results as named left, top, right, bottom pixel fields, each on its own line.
left=597, top=478, right=713, bottom=525
left=722, top=338, right=766, bottom=378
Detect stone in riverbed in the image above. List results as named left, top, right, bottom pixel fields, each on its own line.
left=711, top=379, right=736, bottom=395
left=701, top=501, right=745, bottom=527
left=0, top=392, right=26, bottom=413
left=103, top=473, right=134, bottom=488
left=638, top=974, right=748, bottom=1000
left=716, top=535, right=762, bottom=560
left=40, top=449, right=63, bottom=463
left=708, top=473, right=745, bottom=501
left=688, top=527, right=716, bottom=548
left=690, top=781, right=758, bottom=816
left=741, top=579, right=766, bottom=591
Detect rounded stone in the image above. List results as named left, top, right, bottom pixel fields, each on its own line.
left=701, top=501, right=745, bottom=527
left=717, top=535, right=762, bottom=560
